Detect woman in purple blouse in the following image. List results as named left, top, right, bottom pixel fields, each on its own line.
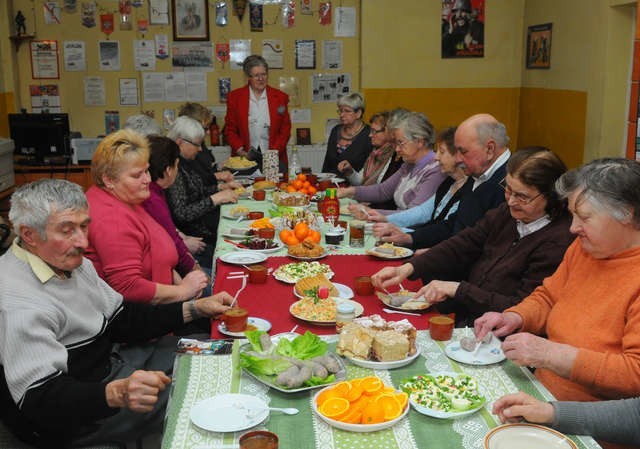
left=338, top=111, right=446, bottom=215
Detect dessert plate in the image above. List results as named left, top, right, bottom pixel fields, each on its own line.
left=484, top=423, right=577, bottom=449
left=190, top=394, right=268, bottom=432
left=293, top=282, right=354, bottom=300
left=445, top=338, right=506, bottom=365
left=290, top=298, right=363, bottom=325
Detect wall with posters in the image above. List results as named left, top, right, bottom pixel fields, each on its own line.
left=5, top=0, right=360, bottom=144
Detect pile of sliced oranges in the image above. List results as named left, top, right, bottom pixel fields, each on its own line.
left=281, top=174, right=318, bottom=196
left=279, top=222, right=321, bottom=246
left=316, top=376, right=407, bottom=425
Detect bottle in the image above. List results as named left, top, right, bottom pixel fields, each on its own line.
left=321, top=187, right=340, bottom=226
left=335, top=302, right=356, bottom=333
left=209, top=116, right=220, bottom=146
left=288, top=146, right=300, bottom=181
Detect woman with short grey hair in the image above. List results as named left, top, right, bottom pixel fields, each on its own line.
left=322, top=92, right=372, bottom=174
left=242, top=54, right=268, bottom=77
left=338, top=111, right=446, bottom=214
left=475, top=158, right=640, bottom=424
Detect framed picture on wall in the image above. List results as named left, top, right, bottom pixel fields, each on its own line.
left=172, top=0, right=210, bottom=41
left=526, top=23, right=552, bottom=69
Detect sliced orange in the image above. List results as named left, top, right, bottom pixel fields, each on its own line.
left=319, top=397, right=350, bottom=420
left=316, top=388, right=340, bottom=407
left=345, top=385, right=363, bottom=402
left=375, top=393, right=403, bottom=420
left=338, top=407, right=363, bottom=424
left=361, top=402, right=385, bottom=424
left=350, top=394, right=371, bottom=412
left=360, top=376, right=383, bottom=395
left=332, top=381, right=352, bottom=398
left=395, top=391, right=408, bottom=410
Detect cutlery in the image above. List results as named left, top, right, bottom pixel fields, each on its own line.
left=359, top=205, right=371, bottom=219
left=382, top=307, right=421, bottom=317
left=224, top=239, right=248, bottom=248
left=230, top=275, right=247, bottom=308
left=245, top=407, right=299, bottom=418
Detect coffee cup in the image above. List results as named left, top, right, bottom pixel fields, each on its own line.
left=257, top=227, right=275, bottom=239
left=222, top=307, right=249, bottom=332
left=247, top=211, right=264, bottom=220
left=354, top=276, right=374, bottom=296
left=246, top=264, right=267, bottom=284
left=306, top=174, right=318, bottom=186
left=252, top=189, right=266, bottom=201
left=239, top=430, right=279, bottom=449
left=429, top=314, right=455, bottom=341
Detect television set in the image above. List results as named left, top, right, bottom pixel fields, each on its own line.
left=9, top=113, right=71, bottom=164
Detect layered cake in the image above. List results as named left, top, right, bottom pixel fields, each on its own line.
left=336, top=315, right=417, bottom=362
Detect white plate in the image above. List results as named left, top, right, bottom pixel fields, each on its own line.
left=219, top=251, right=268, bottom=265
left=375, top=291, right=430, bottom=311
left=190, top=393, right=268, bottom=432
left=294, top=282, right=354, bottom=300
left=273, top=262, right=334, bottom=284
left=222, top=228, right=251, bottom=240
left=339, top=205, right=353, bottom=216
left=234, top=242, right=283, bottom=253
left=345, top=349, right=420, bottom=370
left=239, top=333, right=348, bottom=393
left=315, top=172, right=336, bottom=180
left=404, top=371, right=485, bottom=419
left=287, top=251, right=328, bottom=261
left=312, top=386, right=409, bottom=432
left=218, top=317, right=272, bottom=337
left=366, top=247, right=414, bottom=259
left=485, top=423, right=577, bottom=449
left=290, top=298, right=364, bottom=325
left=445, top=337, right=506, bottom=366
left=331, top=177, right=345, bottom=184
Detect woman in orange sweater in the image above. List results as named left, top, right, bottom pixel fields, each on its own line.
left=475, top=159, right=640, bottom=410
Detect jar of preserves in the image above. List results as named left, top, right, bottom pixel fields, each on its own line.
left=335, top=302, right=356, bottom=333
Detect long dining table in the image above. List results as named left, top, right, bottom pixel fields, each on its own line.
left=161, top=196, right=603, bottom=449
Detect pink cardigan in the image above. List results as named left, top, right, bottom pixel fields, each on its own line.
left=85, top=186, right=178, bottom=302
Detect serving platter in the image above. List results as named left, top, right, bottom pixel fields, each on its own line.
left=366, top=246, right=414, bottom=259
left=273, top=261, right=334, bottom=283
left=312, top=386, right=409, bottom=432
left=287, top=250, right=328, bottom=261
left=190, top=394, right=269, bottom=432
left=344, top=349, right=420, bottom=370
left=376, top=291, right=431, bottom=311
left=294, top=282, right=354, bottom=300
left=484, top=423, right=577, bottom=449
left=239, top=333, right=347, bottom=393
left=290, top=298, right=363, bottom=325
left=233, top=241, right=283, bottom=253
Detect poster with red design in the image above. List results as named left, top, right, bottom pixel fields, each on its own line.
left=441, top=0, right=484, bottom=58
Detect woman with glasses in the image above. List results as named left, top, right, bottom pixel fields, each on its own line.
left=165, top=116, right=238, bottom=269
left=338, top=111, right=446, bottom=213
left=371, top=147, right=573, bottom=327
left=471, top=159, right=640, bottom=427
left=224, top=55, right=291, bottom=173
left=322, top=92, right=372, bottom=175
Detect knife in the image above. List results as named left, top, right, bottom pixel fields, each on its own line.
left=223, top=239, right=248, bottom=248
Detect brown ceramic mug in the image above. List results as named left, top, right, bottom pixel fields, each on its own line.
left=239, top=430, right=278, bottom=449
left=246, top=264, right=268, bottom=284
left=222, top=307, right=249, bottom=332
left=252, top=189, right=266, bottom=201
left=247, top=211, right=264, bottom=220
left=429, top=314, right=455, bottom=341
left=354, top=276, right=374, bottom=296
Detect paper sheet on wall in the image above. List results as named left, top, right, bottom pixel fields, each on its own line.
left=119, top=78, right=139, bottom=105
left=230, top=39, right=251, bottom=70
left=186, top=72, right=207, bottom=101
left=83, top=76, right=106, bottom=106
left=31, top=41, right=60, bottom=79
left=172, top=42, right=214, bottom=71
left=63, top=41, right=86, bottom=72
left=290, top=108, right=311, bottom=123
left=30, top=84, right=61, bottom=113
left=322, top=40, right=342, bottom=70
left=311, top=73, right=351, bottom=103
left=279, top=76, right=300, bottom=107
left=262, top=39, right=283, bottom=69
left=334, top=7, right=356, bottom=37
left=165, top=72, right=186, bottom=102
left=99, top=41, right=121, bottom=71
left=134, top=39, right=156, bottom=71
left=143, top=72, right=165, bottom=102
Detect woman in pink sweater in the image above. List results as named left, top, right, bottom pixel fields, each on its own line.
left=475, top=159, right=640, bottom=413
left=85, top=129, right=208, bottom=304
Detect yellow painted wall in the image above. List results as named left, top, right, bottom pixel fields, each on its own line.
left=7, top=0, right=360, bottom=143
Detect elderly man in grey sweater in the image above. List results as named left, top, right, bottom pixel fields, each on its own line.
left=0, top=179, right=233, bottom=447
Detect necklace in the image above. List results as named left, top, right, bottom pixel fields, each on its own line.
left=340, top=122, right=364, bottom=140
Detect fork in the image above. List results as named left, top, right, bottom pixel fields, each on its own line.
left=382, top=307, right=421, bottom=317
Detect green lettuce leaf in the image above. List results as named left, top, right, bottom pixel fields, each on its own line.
left=239, top=353, right=292, bottom=376
left=276, top=331, right=327, bottom=360
left=245, top=329, right=265, bottom=352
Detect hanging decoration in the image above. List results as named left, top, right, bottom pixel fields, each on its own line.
left=137, top=19, right=149, bottom=33
left=63, top=0, right=78, bottom=13
left=119, top=0, right=133, bottom=30
left=81, top=1, right=97, bottom=28
left=100, top=13, right=115, bottom=37
left=250, top=3, right=263, bottom=32
left=282, top=1, right=295, bottom=28
left=215, top=1, right=228, bottom=26
left=215, top=42, right=230, bottom=66
left=44, top=2, right=62, bottom=24
left=232, top=0, right=247, bottom=22
left=300, top=0, right=312, bottom=15
left=319, top=2, right=331, bottom=25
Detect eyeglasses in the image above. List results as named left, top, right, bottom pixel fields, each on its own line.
left=337, top=108, right=355, bottom=115
left=369, top=127, right=385, bottom=135
left=181, top=137, right=202, bottom=147
left=249, top=72, right=268, bottom=79
left=500, top=179, right=543, bottom=205
left=393, top=139, right=411, bottom=149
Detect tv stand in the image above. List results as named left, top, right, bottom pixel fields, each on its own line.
left=14, top=157, right=92, bottom=191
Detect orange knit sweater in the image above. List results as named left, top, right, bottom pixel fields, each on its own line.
left=507, top=239, right=640, bottom=403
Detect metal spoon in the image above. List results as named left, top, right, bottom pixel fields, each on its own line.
left=382, top=307, right=421, bottom=317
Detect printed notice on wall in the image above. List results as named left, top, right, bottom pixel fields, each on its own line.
left=134, top=40, right=156, bottom=71
left=30, top=40, right=60, bottom=79
left=63, top=41, right=86, bottom=72
left=322, top=40, right=342, bottom=70
left=83, top=76, right=106, bottom=106
left=119, top=78, right=139, bottom=105
left=230, top=39, right=251, bottom=70
left=311, top=73, right=351, bottom=103
left=334, top=7, right=356, bottom=37
left=262, top=39, right=283, bottom=69
left=99, top=41, right=121, bottom=71
left=143, top=73, right=165, bottom=102
left=30, top=84, right=61, bottom=113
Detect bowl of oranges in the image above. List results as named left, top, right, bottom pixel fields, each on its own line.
left=279, top=222, right=322, bottom=247
left=312, top=376, right=409, bottom=432
left=281, top=173, right=318, bottom=197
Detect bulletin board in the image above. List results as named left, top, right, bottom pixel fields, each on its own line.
left=10, top=0, right=361, bottom=144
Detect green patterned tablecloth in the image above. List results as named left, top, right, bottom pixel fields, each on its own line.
left=162, top=330, right=602, bottom=449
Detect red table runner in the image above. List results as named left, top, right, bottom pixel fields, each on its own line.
left=210, top=254, right=435, bottom=338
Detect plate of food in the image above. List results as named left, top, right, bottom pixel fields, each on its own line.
left=287, top=241, right=326, bottom=260
left=484, top=423, right=578, bottom=449
left=190, top=393, right=269, bottom=432
left=290, top=298, right=364, bottom=326
left=294, top=274, right=354, bottom=300
left=239, top=331, right=347, bottom=393
left=224, top=156, right=258, bottom=172
left=375, top=290, right=431, bottom=311
left=233, top=238, right=283, bottom=253
left=312, top=377, right=410, bottom=432
left=218, top=317, right=272, bottom=338
left=400, top=372, right=486, bottom=419
left=445, top=333, right=506, bottom=366
left=336, top=315, right=419, bottom=369
left=222, top=228, right=252, bottom=240
left=253, top=180, right=277, bottom=191
left=273, top=261, right=334, bottom=284
left=219, top=251, right=267, bottom=265
left=366, top=244, right=414, bottom=259
left=234, top=186, right=250, bottom=198
left=222, top=205, right=251, bottom=220
left=315, top=172, right=336, bottom=180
